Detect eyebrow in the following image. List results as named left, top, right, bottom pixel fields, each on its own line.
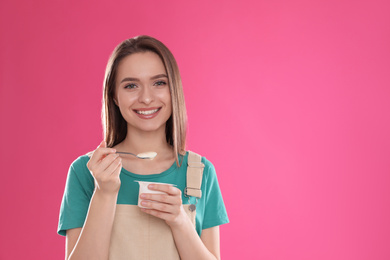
left=120, top=74, right=168, bottom=83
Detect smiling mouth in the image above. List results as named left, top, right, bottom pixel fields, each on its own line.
left=134, top=108, right=161, bottom=115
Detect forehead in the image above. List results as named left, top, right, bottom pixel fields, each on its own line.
left=116, top=51, right=166, bottom=81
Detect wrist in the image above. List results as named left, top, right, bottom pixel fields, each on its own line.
left=93, top=188, right=119, bottom=201
left=167, top=208, right=192, bottom=230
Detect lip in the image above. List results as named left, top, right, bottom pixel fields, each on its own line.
left=134, top=107, right=161, bottom=112
left=133, top=107, right=161, bottom=119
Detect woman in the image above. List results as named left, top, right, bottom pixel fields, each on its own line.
left=58, top=35, right=229, bottom=259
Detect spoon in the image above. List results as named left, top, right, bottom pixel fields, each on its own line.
left=116, top=151, right=157, bottom=160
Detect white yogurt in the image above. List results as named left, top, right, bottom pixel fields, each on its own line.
left=137, top=151, right=157, bottom=159
left=135, top=181, right=174, bottom=208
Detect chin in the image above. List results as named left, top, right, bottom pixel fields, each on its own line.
left=129, top=123, right=167, bottom=133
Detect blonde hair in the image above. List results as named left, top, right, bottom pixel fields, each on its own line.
left=102, top=35, right=187, bottom=165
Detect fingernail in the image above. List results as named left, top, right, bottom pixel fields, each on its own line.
left=140, top=194, right=146, bottom=199
left=149, top=184, right=154, bottom=189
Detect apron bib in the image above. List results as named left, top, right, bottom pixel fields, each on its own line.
left=109, top=205, right=196, bottom=259
left=108, top=151, right=203, bottom=260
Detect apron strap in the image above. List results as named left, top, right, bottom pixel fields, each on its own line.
left=184, top=151, right=204, bottom=198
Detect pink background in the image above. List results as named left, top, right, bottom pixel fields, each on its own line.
left=1, top=0, right=389, bottom=259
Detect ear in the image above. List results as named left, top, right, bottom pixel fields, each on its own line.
left=113, top=98, right=118, bottom=106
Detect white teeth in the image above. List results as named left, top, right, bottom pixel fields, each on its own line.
left=136, top=108, right=159, bottom=115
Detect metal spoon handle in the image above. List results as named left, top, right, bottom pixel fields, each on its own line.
left=116, top=151, right=137, bottom=157
left=116, top=151, right=156, bottom=160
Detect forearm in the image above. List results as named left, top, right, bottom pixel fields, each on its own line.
left=171, top=217, right=218, bottom=260
left=68, top=190, right=117, bottom=260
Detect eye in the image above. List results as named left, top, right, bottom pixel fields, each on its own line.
left=124, top=83, right=137, bottom=89
left=154, top=80, right=167, bottom=86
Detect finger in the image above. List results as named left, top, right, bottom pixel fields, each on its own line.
left=112, top=157, right=122, bottom=177
left=95, top=153, right=120, bottom=173
left=96, top=147, right=117, bottom=161
left=141, top=193, right=181, bottom=205
left=99, top=140, right=106, bottom=149
left=88, top=146, right=116, bottom=168
left=148, top=184, right=180, bottom=196
left=104, top=156, right=122, bottom=176
left=141, top=201, right=176, bottom=214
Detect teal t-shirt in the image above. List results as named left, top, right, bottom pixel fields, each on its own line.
left=58, top=151, right=229, bottom=237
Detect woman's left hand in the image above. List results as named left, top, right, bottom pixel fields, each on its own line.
left=140, top=184, right=188, bottom=228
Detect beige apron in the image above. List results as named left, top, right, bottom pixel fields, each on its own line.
left=109, top=151, right=204, bottom=260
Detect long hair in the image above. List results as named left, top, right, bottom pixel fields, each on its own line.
left=102, top=35, right=187, bottom=165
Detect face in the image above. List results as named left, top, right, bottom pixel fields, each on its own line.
left=115, top=51, right=172, bottom=133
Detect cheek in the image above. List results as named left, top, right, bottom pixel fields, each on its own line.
left=166, top=95, right=173, bottom=112
left=164, top=89, right=172, bottom=106
left=155, top=89, right=172, bottom=106
left=166, top=94, right=172, bottom=107
left=117, top=93, right=137, bottom=106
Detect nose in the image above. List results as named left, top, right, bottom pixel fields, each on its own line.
left=138, top=86, right=154, bottom=105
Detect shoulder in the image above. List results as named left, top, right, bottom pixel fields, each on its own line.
left=69, top=154, right=91, bottom=171
left=66, top=154, right=93, bottom=185
left=202, top=157, right=216, bottom=174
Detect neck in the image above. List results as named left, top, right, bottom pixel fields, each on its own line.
left=118, top=125, right=173, bottom=156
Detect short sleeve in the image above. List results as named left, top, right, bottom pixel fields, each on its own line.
left=57, top=156, right=94, bottom=236
left=201, top=158, right=229, bottom=230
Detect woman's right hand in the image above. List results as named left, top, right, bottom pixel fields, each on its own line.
left=87, top=141, right=122, bottom=194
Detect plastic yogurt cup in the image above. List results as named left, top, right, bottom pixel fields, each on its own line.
left=135, top=181, right=175, bottom=208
